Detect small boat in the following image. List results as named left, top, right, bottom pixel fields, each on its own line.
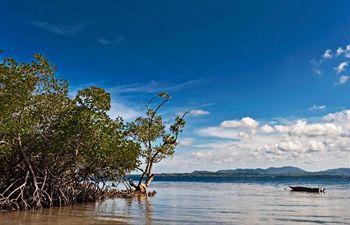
left=289, top=186, right=325, bottom=193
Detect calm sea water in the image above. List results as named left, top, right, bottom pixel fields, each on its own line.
left=1, top=176, right=350, bottom=225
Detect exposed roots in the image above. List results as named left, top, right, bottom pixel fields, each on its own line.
left=0, top=172, right=157, bottom=211
left=0, top=173, right=110, bottom=211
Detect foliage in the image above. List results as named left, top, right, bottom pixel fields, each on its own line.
left=0, top=54, right=140, bottom=210
left=127, top=92, right=187, bottom=192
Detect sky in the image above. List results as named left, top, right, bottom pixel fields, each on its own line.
left=1, top=0, right=350, bottom=172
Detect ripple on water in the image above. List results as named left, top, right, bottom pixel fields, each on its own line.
left=0, top=181, right=349, bottom=225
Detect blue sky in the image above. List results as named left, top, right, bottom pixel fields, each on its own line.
left=1, top=0, right=350, bottom=171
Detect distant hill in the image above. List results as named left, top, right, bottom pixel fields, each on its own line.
left=315, top=168, right=350, bottom=176
left=186, top=166, right=350, bottom=177
left=216, top=166, right=306, bottom=175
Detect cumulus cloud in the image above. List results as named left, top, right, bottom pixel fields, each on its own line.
left=277, top=140, right=304, bottom=152
left=335, top=62, right=348, bottom=73
left=220, top=117, right=259, bottom=128
left=194, top=109, right=350, bottom=166
left=189, top=109, right=210, bottom=117
left=336, top=47, right=345, bottom=56
left=313, top=45, right=350, bottom=84
left=335, top=75, right=349, bottom=85
left=274, top=125, right=289, bottom=133
left=308, top=140, right=325, bottom=152
left=324, top=110, right=350, bottom=123
left=321, top=45, right=350, bottom=59
left=197, top=126, right=249, bottom=139
left=197, top=117, right=260, bottom=140
left=286, top=120, right=342, bottom=137
left=322, top=49, right=332, bottom=59
left=260, top=124, right=275, bottom=133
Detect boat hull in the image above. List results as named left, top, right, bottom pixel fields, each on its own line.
left=289, top=186, right=325, bottom=193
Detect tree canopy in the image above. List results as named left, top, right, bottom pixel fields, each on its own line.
left=0, top=54, right=140, bottom=209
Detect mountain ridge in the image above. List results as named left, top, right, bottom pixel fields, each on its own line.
left=162, top=166, right=350, bottom=177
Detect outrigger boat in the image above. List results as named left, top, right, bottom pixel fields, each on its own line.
left=289, top=186, right=325, bottom=193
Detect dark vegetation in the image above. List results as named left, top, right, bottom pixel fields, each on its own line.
left=0, top=53, right=186, bottom=210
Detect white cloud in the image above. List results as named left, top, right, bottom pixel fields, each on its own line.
left=323, top=110, right=350, bottom=133
left=30, top=21, right=85, bottom=36
left=277, top=140, right=304, bottom=152
left=323, top=110, right=350, bottom=123
left=287, top=120, right=342, bottom=137
left=189, top=145, right=239, bottom=165
left=322, top=49, right=332, bottom=59
left=335, top=62, right=348, bottom=73
left=108, top=101, right=141, bottom=121
left=189, top=109, right=210, bottom=117
left=220, top=117, right=259, bottom=128
left=193, top=109, right=350, bottom=167
left=195, top=117, right=260, bottom=140
left=260, top=124, right=275, bottom=133
left=308, top=140, right=325, bottom=152
left=190, top=151, right=213, bottom=159
left=178, top=138, right=195, bottom=147
left=108, top=79, right=205, bottom=94
left=345, top=45, right=350, bottom=58
left=336, top=47, right=345, bottom=56
left=156, top=109, right=350, bottom=172
left=197, top=127, right=249, bottom=139
left=309, top=104, right=326, bottom=111
left=335, top=75, right=349, bottom=85
left=313, top=45, right=350, bottom=86
left=274, top=125, right=289, bottom=133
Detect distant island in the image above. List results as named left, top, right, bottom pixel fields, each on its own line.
left=155, top=166, right=350, bottom=177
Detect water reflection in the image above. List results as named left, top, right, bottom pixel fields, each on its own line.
left=94, top=182, right=350, bottom=225
left=95, top=194, right=153, bottom=225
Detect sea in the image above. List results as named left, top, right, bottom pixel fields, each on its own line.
left=0, top=176, right=349, bottom=225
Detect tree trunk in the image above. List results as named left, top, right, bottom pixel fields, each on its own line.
left=145, top=174, right=154, bottom=187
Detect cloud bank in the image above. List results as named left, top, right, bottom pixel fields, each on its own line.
left=157, top=110, right=350, bottom=172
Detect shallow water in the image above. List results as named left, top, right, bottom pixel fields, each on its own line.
left=1, top=180, right=350, bottom=225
